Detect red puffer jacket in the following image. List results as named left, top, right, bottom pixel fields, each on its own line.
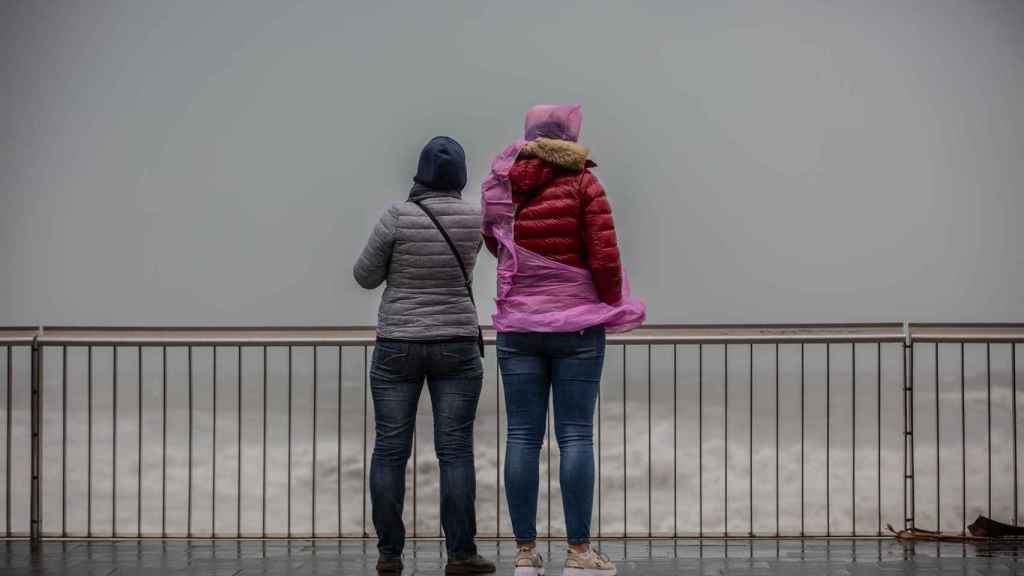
left=485, top=138, right=623, bottom=305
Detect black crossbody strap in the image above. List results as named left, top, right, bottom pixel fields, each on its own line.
left=412, top=200, right=485, bottom=357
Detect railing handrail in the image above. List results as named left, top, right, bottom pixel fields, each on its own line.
left=0, top=328, right=38, bottom=345
left=5, top=322, right=1022, bottom=346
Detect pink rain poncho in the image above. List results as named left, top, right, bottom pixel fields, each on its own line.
left=481, top=105, right=646, bottom=333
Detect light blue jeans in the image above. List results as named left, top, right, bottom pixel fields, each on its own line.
left=498, top=326, right=605, bottom=545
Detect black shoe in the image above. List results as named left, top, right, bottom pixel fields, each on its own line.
left=445, top=554, right=496, bottom=574
left=376, top=557, right=403, bottom=574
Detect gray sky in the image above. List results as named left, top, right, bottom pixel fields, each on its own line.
left=2, top=0, right=1023, bottom=326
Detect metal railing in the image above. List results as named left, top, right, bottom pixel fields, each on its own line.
left=0, top=324, right=1020, bottom=540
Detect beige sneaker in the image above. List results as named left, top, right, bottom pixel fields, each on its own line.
left=563, top=547, right=616, bottom=576
left=514, top=544, right=545, bottom=576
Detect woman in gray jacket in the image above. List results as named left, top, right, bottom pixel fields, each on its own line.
left=353, top=136, right=494, bottom=575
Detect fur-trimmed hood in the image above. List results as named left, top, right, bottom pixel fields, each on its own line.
left=519, top=138, right=595, bottom=171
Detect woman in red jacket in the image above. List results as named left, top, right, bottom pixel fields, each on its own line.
left=484, top=137, right=623, bottom=305
left=482, top=105, right=644, bottom=576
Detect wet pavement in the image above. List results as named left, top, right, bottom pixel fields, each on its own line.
left=1, top=538, right=1022, bottom=574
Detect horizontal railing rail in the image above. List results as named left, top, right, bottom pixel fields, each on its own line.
left=27, top=324, right=914, bottom=345
left=0, top=324, right=1020, bottom=541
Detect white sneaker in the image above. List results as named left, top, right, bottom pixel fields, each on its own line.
left=514, top=544, right=545, bottom=576
left=562, top=547, right=616, bottom=576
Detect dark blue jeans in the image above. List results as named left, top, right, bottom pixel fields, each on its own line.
left=497, top=326, right=606, bottom=545
left=369, top=339, right=483, bottom=561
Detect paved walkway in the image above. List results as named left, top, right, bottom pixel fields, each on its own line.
left=2, top=538, right=1022, bottom=575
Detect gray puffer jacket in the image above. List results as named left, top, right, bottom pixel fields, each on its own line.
left=353, top=185, right=482, bottom=340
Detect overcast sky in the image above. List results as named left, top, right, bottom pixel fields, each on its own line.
left=2, top=0, right=1023, bottom=326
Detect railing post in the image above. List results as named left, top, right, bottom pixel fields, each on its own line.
left=903, top=321, right=915, bottom=531
left=30, top=327, right=43, bottom=543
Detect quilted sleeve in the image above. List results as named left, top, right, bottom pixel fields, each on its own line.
left=581, top=171, right=623, bottom=305
left=353, top=204, right=399, bottom=289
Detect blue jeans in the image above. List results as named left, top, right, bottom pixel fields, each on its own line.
left=369, top=339, right=483, bottom=561
left=498, top=326, right=606, bottom=545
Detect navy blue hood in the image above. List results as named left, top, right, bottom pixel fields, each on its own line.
left=413, top=136, right=467, bottom=192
